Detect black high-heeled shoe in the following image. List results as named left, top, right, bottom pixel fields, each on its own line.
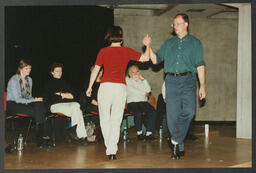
left=112, top=155, right=117, bottom=160
left=107, top=154, right=117, bottom=160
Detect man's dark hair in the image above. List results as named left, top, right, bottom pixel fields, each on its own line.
left=174, top=13, right=189, bottom=25
left=49, top=62, right=64, bottom=73
left=174, top=13, right=189, bottom=32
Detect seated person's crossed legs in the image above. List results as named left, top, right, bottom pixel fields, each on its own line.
left=44, top=63, right=88, bottom=146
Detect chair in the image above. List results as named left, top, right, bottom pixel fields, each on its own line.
left=84, top=108, right=103, bottom=143
left=79, top=91, right=100, bottom=126
left=47, top=112, right=70, bottom=146
left=122, top=93, right=157, bottom=141
left=4, top=92, right=33, bottom=145
left=84, top=110, right=99, bottom=124
left=48, top=100, right=99, bottom=146
left=122, top=110, right=134, bottom=141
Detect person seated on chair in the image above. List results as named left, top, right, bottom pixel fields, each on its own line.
left=86, top=66, right=103, bottom=113
left=79, top=66, right=103, bottom=143
left=6, top=59, right=50, bottom=148
left=126, top=64, right=157, bottom=141
left=79, top=66, right=103, bottom=115
left=43, top=62, right=88, bottom=146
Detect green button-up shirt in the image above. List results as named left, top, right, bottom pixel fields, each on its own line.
left=156, top=34, right=205, bottom=74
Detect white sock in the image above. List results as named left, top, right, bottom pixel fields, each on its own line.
left=146, top=131, right=152, bottom=136
left=137, top=131, right=143, bottom=135
left=171, top=139, right=178, bottom=145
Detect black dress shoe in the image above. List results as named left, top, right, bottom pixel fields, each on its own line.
left=37, top=138, right=51, bottom=148
left=137, top=134, right=145, bottom=141
left=5, top=145, right=15, bottom=153
left=170, top=142, right=180, bottom=160
left=67, top=125, right=79, bottom=141
left=77, top=138, right=88, bottom=146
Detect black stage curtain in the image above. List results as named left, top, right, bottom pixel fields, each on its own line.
left=5, top=6, right=113, bottom=99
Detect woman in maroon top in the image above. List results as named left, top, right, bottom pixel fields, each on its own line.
left=86, top=26, right=151, bottom=160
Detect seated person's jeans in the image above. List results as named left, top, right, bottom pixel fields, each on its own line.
left=127, top=102, right=157, bottom=133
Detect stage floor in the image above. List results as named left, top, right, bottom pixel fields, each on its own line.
left=4, top=125, right=252, bottom=169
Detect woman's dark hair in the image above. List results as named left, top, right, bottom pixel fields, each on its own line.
left=104, top=26, right=123, bottom=43
left=17, top=59, right=32, bottom=74
left=49, top=62, right=64, bottom=73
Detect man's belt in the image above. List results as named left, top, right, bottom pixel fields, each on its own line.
left=167, top=72, right=191, bottom=77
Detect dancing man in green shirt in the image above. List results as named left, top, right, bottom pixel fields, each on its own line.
left=149, top=13, right=207, bottom=159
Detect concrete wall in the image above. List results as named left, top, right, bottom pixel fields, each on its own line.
left=235, top=3, right=251, bottom=139
left=115, top=10, right=238, bottom=121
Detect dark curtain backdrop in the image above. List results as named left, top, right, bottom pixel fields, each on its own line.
left=5, top=6, right=113, bottom=99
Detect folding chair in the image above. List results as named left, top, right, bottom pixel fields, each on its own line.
left=4, top=92, right=33, bottom=145
left=47, top=112, right=70, bottom=146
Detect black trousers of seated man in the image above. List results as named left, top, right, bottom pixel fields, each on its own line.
left=127, top=102, right=157, bottom=134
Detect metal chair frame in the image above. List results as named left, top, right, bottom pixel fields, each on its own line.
left=4, top=92, right=33, bottom=145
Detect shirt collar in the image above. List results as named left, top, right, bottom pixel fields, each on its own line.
left=177, top=33, right=189, bottom=42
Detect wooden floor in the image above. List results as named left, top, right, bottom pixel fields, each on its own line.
left=4, top=125, right=252, bottom=169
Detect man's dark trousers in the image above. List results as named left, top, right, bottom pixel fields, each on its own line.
left=127, top=102, right=156, bottom=133
left=165, top=73, right=197, bottom=151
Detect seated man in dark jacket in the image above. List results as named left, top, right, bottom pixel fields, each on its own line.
left=44, top=62, right=88, bottom=146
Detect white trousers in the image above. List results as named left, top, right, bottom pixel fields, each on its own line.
left=98, top=82, right=126, bottom=155
left=50, top=102, right=87, bottom=138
